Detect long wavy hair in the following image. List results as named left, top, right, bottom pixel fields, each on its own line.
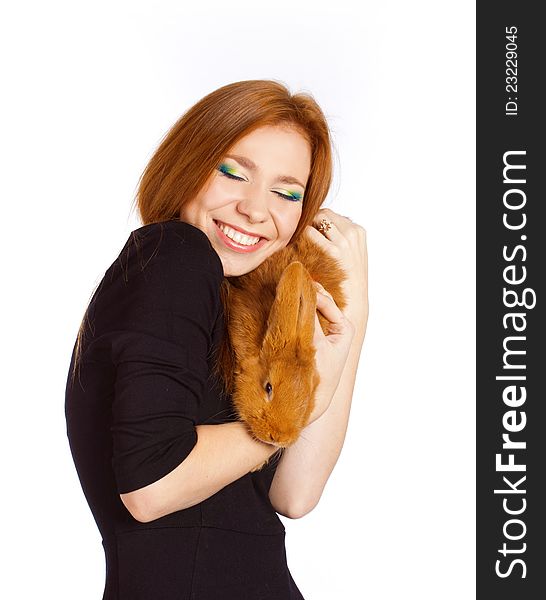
left=70, top=79, right=335, bottom=383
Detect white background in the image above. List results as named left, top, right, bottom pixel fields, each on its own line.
left=1, top=1, right=475, bottom=598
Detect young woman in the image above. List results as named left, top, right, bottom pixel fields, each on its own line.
left=65, top=79, right=368, bottom=599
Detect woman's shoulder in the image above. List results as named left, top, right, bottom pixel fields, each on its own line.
left=83, top=220, right=224, bottom=341
left=89, top=220, right=224, bottom=317
left=118, top=220, right=224, bottom=281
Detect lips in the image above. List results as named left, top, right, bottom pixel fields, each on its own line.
left=214, top=219, right=266, bottom=240
left=213, top=220, right=269, bottom=254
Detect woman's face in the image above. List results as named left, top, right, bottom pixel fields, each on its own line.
left=179, top=124, right=311, bottom=276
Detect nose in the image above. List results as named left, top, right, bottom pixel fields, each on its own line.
left=236, top=189, right=269, bottom=224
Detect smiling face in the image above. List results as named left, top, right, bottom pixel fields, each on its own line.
left=179, top=124, right=312, bottom=276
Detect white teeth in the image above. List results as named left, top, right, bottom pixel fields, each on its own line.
left=217, top=221, right=260, bottom=246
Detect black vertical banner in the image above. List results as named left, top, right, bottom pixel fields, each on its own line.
left=477, top=3, right=545, bottom=598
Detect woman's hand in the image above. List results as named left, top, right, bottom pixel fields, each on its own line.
left=306, top=284, right=355, bottom=425
left=303, top=208, right=368, bottom=425
left=305, top=208, right=369, bottom=335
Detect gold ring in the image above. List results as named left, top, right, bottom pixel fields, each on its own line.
left=317, top=218, right=333, bottom=234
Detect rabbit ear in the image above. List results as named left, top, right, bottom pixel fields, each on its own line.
left=262, top=261, right=316, bottom=353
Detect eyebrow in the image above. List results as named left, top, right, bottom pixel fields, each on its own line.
left=225, top=154, right=307, bottom=189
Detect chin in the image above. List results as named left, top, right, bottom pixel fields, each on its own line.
left=233, top=253, right=271, bottom=276
left=225, top=263, right=258, bottom=277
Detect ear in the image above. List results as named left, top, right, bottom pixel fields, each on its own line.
left=262, top=261, right=316, bottom=353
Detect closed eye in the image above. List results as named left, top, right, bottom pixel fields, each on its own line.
left=218, top=164, right=245, bottom=181
left=273, top=190, right=302, bottom=202
left=217, top=164, right=303, bottom=203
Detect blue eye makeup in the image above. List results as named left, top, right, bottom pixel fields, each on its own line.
left=218, top=163, right=244, bottom=180
left=277, top=190, right=303, bottom=202
left=217, top=162, right=303, bottom=202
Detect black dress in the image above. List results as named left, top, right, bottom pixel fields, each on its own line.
left=64, top=220, right=305, bottom=600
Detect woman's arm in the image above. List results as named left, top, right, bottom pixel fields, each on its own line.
left=268, top=319, right=366, bottom=518
left=269, top=210, right=369, bottom=518
left=122, top=361, right=356, bottom=523
left=123, top=212, right=367, bottom=523
left=121, top=422, right=278, bottom=522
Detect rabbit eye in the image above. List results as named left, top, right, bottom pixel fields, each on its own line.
left=264, top=382, right=273, bottom=398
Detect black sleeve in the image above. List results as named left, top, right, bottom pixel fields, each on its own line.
left=107, top=223, right=223, bottom=494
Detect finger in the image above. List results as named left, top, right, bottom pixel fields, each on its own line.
left=313, top=208, right=354, bottom=237
left=313, top=280, right=333, bottom=299
left=305, top=224, right=332, bottom=251
left=315, top=288, right=344, bottom=325
left=305, top=225, right=342, bottom=262
left=313, top=311, right=326, bottom=345
left=310, top=213, right=341, bottom=242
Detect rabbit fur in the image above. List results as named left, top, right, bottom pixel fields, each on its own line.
left=212, top=233, right=347, bottom=469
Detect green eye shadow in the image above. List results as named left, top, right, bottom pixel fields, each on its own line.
left=218, top=163, right=238, bottom=176
left=218, top=162, right=303, bottom=201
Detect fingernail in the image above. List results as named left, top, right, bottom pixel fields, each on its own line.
left=313, top=281, right=325, bottom=291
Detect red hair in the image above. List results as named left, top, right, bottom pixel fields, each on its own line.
left=133, top=79, right=333, bottom=242
left=71, top=80, right=334, bottom=382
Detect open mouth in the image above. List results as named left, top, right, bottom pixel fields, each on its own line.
left=213, top=219, right=265, bottom=248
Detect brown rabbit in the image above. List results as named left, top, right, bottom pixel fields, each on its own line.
left=213, top=232, right=347, bottom=469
